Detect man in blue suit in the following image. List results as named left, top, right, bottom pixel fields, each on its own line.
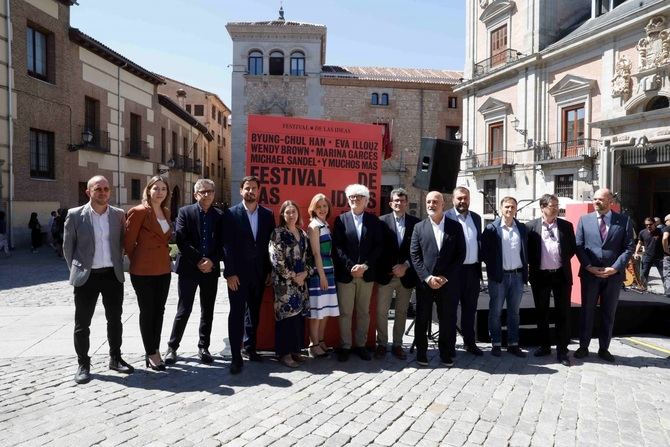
left=410, top=191, right=466, bottom=367
left=481, top=196, right=529, bottom=358
left=165, top=179, right=226, bottom=365
left=224, top=175, right=275, bottom=374
left=574, top=188, right=634, bottom=362
left=445, top=186, right=484, bottom=357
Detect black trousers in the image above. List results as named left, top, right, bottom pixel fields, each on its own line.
left=579, top=274, right=622, bottom=351
left=73, top=269, right=123, bottom=366
left=130, top=273, right=171, bottom=356
left=167, top=272, right=218, bottom=350
left=275, top=314, right=304, bottom=357
left=228, top=276, right=265, bottom=361
left=530, top=270, right=571, bottom=354
left=457, top=264, right=480, bottom=348
left=414, top=282, right=458, bottom=360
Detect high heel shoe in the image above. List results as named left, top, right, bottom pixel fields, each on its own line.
left=145, top=354, right=166, bottom=371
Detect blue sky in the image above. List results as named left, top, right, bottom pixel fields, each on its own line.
left=71, top=0, right=466, bottom=105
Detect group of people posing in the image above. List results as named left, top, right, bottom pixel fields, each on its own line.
left=63, top=173, right=634, bottom=385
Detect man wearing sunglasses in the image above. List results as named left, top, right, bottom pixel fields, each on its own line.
left=633, top=217, right=664, bottom=291
left=525, top=194, right=576, bottom=365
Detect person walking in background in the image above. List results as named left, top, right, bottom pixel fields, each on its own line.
left=63, top=175, right=133, bottom=384
left=224, top=175, right=275, bottom=374
left=445, top=186, right=484, bottom=357
left=28, top=212, right=42, bottom=253
left=375, top=187, right=419, bottom=360
left=661, top=214, right=670, bottom=297
left=0, top=211, right=9, bottom=256
left=574, top=188, right=634, bottom=362
left=306, top=193, right=339, bottom=358
left=634, top=217, right=664, bottom=291
left=124, top=176, right=173, bottom=371
left=481, top=196, right=529, bottom=358
left=164, top=179, right=226, bottom=366
left=410, top=191, right=466, bottom=367
left=269, top=200, right=313, bottom=368
left=332, top=184, right=383, bottom=362
left=54, top=208, right=66, bottom=257
left=48, top=211, right=57, bottom=249
left=526, top=194, right=576, bottom=366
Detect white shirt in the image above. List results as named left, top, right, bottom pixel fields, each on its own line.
left=393, top=212, right=405, bottom=246
left=430, top=215, right=445, bottom=251
left=158, top=218, right=170, bottom=234
left=352, top=211, right=364, bottom=241
left=90, top=206, right=113, bottom=269
left=501, top=220, right=523, bottom=271
left=456, top=212, right=478, bottom=264
left=244, top=202, right=259, bottom=240
left=540, top=219, right=561, bottom=270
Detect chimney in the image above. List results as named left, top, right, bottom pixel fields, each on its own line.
left=176, top=89, right=187, bottom=108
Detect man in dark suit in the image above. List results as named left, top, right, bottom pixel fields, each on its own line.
left=63, top=175, right=133, bottom=384
left=374, top=187, right=420, bottom=360
left=575, top=188, right=634, bottom=362
left=332, top=183, right=383, bottom=362
left=165, top=179, right=225, bottom=365
left=482, top=196, right=529, bottom=358
left=526, top=194, right=576, bottom=365
left=410, top=191, right=466, bottom=367
left=445, top=186, right=483, bottom=357
left=224, top=175, right=275, bottom=374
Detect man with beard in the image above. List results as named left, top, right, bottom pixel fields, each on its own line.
left=410, top=191, right=465, bottom=366
left=445, top=186, right=483, bottom=357
left=224, top=175, right=275, bottom=374
left=574, top=188, right=634, bottom=362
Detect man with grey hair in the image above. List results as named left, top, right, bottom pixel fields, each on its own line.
left=375, top=187, right=420, bottom=360
left=165, top=178, right=226, bottom=365
left=332, top=184, right=383, bottom=362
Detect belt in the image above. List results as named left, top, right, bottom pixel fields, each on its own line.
left=91, top=267, right=114, bottom=274
left=540, top=268, right=561, bottom=273
left=503, top=268, right=523, bottom=273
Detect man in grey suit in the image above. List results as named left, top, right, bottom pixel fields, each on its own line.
left=574, top=188, right=634, bottom=362
left=64, top=175, right=134, bottom=384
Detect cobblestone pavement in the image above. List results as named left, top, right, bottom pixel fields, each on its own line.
left=1, top=250, right=670, bottom=446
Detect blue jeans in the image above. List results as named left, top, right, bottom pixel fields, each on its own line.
left=488, top=271, right=523, bottom=346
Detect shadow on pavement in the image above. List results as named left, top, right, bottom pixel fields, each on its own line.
left=0, top=250, right=70, bottom=289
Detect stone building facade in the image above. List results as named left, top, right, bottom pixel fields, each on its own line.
left=226, top=10, right=463, bottom=215
left=456, top=0, right=670, bottom=225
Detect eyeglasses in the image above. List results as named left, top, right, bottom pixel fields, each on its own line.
left=197, top=190, right=215, bottom=196
left=348, top=194, right=365, bottom=201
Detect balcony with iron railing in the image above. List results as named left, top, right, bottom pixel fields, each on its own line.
left=535, top=139, right=600, bottom=163
left=192, top=159, right=202, bottom=175
left=183, top=157, right=194, bottom=172
left=473, top=49, right=523, bottom=78
left=463, top=149, right=514, bottom=171
left=126, top=139, right=149, bottom=159
left=621, top=142, right=670, bottom=166
left=68, top=126, right=111, bottom=153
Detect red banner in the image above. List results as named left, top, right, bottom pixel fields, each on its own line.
left=246, top=115, right=383, bottom=223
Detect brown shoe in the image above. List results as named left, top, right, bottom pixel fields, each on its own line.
left=291, top=353, right=307, bottom=363
left=392, top=345, right=407, bottom=360
left=309, top=344, right=327, bottom=358
left=374, top=344, right=387, bottom=359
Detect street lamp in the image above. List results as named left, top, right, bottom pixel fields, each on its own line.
left=510, top=116, right=527, bottom=136
left=68, top=129, right=95, bottom=151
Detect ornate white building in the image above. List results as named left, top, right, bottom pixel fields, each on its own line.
left=455, top=0, right=670, bottom=224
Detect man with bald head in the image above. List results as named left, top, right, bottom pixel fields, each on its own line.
left=575, top=188, right=634, bottom=362
left=410, top=191, right=465, bottom=367
left=64, top=175, right=133, bottom=384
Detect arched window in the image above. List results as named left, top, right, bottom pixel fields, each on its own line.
left=645, top=96, right=669, bottom=112
left=371, top=93, right=379, bottom=105
left=290, top=51, right=305, bottom=76
left=269, top=51, right=284, bottom=75
left=380, top=93, right=389, bottom=106
left=248, top=51, right=263, bottom=75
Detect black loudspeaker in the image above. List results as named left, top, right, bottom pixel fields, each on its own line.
left=413, top=138, right=463, bottom=192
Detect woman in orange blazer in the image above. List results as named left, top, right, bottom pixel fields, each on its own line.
left=124, top=175, right=173, bottom=370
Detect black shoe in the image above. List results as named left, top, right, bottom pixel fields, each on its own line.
left=145, top=355, right=166, bottom=371
left=573, top=347, right=589, bottom=359
left=466, top=345, right=484, bottom=356
left=491, top=346, right=502, bottom=357
left=507, top=346, right=527, bottom=358
left=534, top=346, right=552, bottom=357
left=164, top=347, right=177, bottom=365
left=74, top=365, right=91, bottom=384
left=242, top=349, right=263, bottom=362
left=198, top=348, right=213, bottom=364
left=598, top=349, right=615, bottom=363
left=337, top=348, right=350, bottom=362
left=109, top=356, right=134, bottom=374
left=229, top=359, right=243, bottom=374
left=416, top=352, right=428, bottom=366
left=557, top=352, right=572, bottom=366
left=355, top=347, right=371, bottom=361
left=440, top=357, right=454, bottom=367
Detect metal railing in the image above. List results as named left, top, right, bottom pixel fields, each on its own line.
left=463, top=150, right=514, bottom=170
left=184, top=157, right=194, bottom=172
left=193, top=159, right=202, bottom=175
left=77, top=126, right=110, bottom=152
left=474, top=49, right=523, bottom=77
left=126, top=139, right=149, bottom=159
left=621, top=143, right=670, bottom=166
left=535, top=139, right=600, bottom=161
